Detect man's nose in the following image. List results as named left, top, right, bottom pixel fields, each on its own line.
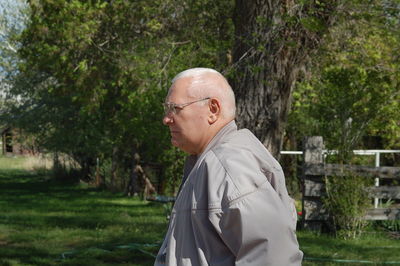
left=163, top=113, right=173, bottom=125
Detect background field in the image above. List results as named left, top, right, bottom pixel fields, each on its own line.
left=0, top=155, right=399, bottom=265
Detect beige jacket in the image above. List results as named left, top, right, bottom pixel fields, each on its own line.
left=155, top=121, right=303, bottom=265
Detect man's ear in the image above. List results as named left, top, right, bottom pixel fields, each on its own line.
left=208, top=98, right=220, bottom=124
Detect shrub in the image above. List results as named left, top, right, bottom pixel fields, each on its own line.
left=323, top=173, right=372, bottom=239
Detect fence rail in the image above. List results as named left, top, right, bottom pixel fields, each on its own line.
left=300, top=136, right=400, bottom=230
left=304, top=163, right=400, bottom=179
left=281, top=150, right=400, bottom=155
left=282, top=147, right=400, bottom=209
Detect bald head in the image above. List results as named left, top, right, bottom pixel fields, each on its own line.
left=171, top=68, right=236, bottom=120
left=164, top=68, right=236, bottom=154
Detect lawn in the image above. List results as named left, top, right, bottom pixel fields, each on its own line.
left=0, top=156, right=167, bottom=266
left=299, top=230, right=400, bottom=265
left=0, top=155, right=399, bottom=265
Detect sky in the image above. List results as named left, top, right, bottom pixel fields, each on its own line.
left=0, top=0, right=28, bottom=94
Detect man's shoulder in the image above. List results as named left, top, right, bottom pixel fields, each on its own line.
left=209, top=128, right=282, bottom=173
left=199, top=129, right=281, bottom=196
left=211, top=128, right=257, bottom=154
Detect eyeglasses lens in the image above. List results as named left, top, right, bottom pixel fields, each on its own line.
left=163, top=103, right=176, bottom=115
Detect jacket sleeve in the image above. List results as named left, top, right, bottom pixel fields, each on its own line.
left=208, top=180, right=303, bottom=266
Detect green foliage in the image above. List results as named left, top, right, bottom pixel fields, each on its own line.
left=376, top=220, right=400, bottom=232
left=161, top=147, right=186, bottom=196
left=5, top=0, right=399, bottom=196
left=4, top=0, right=234, bottom=193
left=323, top=173, right=372, bottom=239
left=287, top=0, right=400, bottom=151
left=315, top=66, right=393, bottom=158
left=374, top=199, right=400, bottom=232
left=292, top=7, right=400, bottom=236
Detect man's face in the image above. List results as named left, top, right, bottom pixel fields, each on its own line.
left=162, top=77, right=211, bottom=155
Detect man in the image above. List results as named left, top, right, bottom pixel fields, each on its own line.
left=156, top=68, right=303, bottom=265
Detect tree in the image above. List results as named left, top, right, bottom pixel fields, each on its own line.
left=231, top=0, right=341, bottom=158
left=12, top=0, right=399, bottom=195
left=287, top=0, right=400, bottom=153
left=0, top=0, right=29, bottom=103
left=9, top=0, right=234, bottom=193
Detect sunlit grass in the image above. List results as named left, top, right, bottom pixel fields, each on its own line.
left=0, top=154, right=52, bottom=171
left=299, top=227, right=400, bottom=265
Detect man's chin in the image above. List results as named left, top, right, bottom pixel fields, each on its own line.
left=171, top=140, right=190, bottom=153
left=171, top=139, right=181, bottom=149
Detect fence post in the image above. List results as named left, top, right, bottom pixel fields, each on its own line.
left=302, top=136, right=327, bottom=230
left=374, top=152, right=380, bottom=208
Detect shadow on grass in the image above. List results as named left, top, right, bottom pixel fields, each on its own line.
left=0, top=245, right=55, bottom=266
left=0, top=168, right=167, bottom=265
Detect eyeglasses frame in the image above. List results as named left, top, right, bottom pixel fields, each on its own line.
left=163, top=97, right=211, bottom=115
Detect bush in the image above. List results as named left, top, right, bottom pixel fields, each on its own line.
left=323, top=173, right=372, bottom=239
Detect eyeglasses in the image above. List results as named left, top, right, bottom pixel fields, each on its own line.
left=163, top=97, right=210, bottom=115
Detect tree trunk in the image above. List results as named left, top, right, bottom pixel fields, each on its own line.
left=126, top=150, right=140, bottom=196
left=110, top=146, right=118, bottom=191
left=232, top=0, right=339, bottom=158
left=95, top=157, right=105, bottom=188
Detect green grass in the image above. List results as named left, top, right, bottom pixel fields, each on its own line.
left=0, top=156, right=167, bottom=266
left=1, top=155, right=399, bottom=265
left=299, top=230, right=400, bottom=265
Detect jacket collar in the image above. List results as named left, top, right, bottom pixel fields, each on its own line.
left=199, top=120, right=237, bottom=158
left=183, top=120, right=237, bottom=181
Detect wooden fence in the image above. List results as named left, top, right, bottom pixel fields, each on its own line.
left=302, top=136, right=400, bottom=230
